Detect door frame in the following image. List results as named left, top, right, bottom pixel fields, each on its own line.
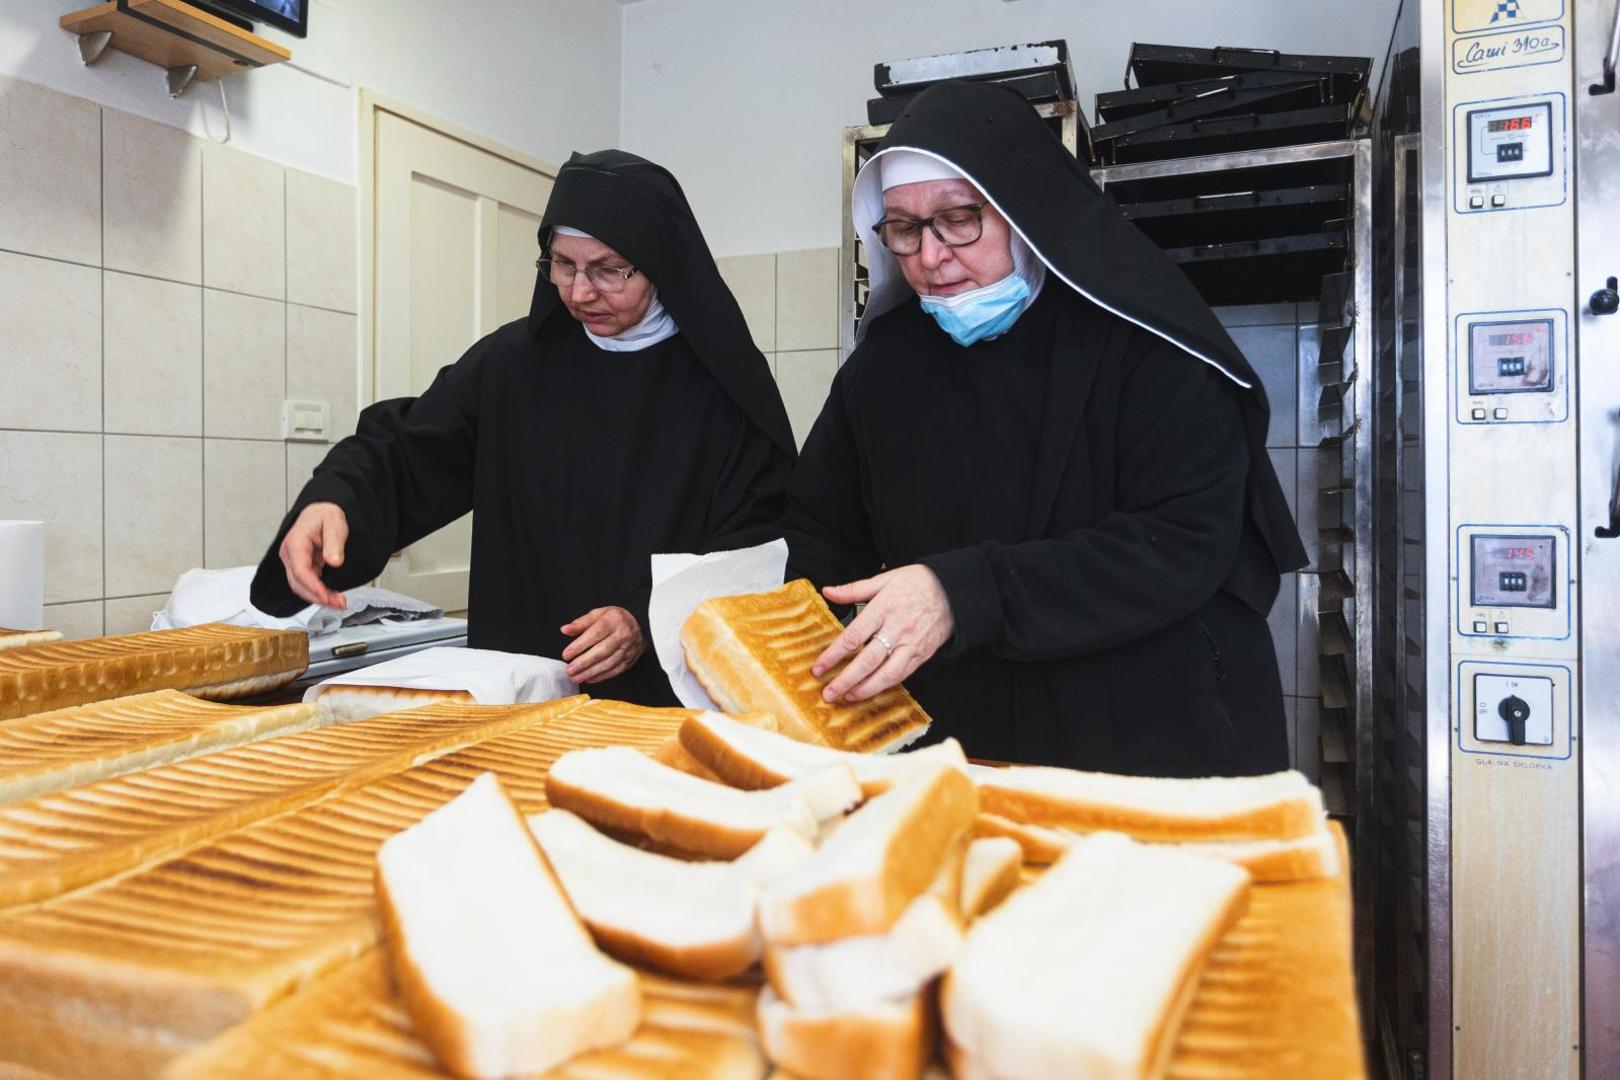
left=357, top=89, right=558, bottom=407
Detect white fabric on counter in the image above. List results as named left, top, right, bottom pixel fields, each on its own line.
left=152, top=565, right=442, bottom=636
left=303, top=645, right=576, bottom=704
left=0, top=521, right=45, bottom=631
left=647, top=538, right=789, bottom=711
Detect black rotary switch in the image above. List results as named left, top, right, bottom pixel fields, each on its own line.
left=1499, top=694, right=1532, bottom=746
left=1592, top=276, right=1620, bottom=316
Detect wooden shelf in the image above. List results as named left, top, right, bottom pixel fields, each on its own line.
left=61, top=0, right=290, bottom=86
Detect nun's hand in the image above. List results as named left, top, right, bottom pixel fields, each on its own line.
left=561, top=606, right=644, bottom=684
left=813, top=566, right=954, bottom=704
left=279, top=502, right=348, bottom=609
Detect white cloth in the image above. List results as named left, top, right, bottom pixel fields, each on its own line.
left=552, top=225, right=592, bottom=237
left=880, top=149, right=964, bottom=191
left=153, top=565, right=443, bottom=636
left=647, top=538, right=789, bottom=710
left=304, top=646, right=576, bottom=705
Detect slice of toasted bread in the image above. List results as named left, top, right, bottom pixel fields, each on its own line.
left=680, top=579, right=931, bottom=753
left=757, top=985, right=936, bottom=1080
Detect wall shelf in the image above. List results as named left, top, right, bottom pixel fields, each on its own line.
left=61, top=0, right=290, bottom=97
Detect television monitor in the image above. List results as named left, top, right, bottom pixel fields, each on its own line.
left=180, top=0, right=310, bottom=38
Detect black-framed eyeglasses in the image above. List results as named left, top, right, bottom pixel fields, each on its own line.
left=536, top=255, right=640, bottom=294
left=871, top=203, right=986, bottom=255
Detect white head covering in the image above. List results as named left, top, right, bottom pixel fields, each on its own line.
left=550, top=225, right=678, bottom=352
left=879, top=150, right=963, bottom=191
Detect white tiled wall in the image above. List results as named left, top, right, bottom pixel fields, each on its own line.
left=0, top=75, right=359, bottom=640
left=715, top=246, right=841, bottom=449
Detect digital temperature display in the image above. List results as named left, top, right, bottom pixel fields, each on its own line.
left=1487, top=116, right=1535, bottom=133
left=1469, top=318, right=1554, bottom=394
left=1466, top=100, right=1555, bottom=184
left=1471, top=535, right=1557, bottom=609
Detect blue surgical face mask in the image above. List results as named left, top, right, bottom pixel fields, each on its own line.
left=915, top=231, right=1047, bottom=347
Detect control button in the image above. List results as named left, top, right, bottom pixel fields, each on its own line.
left=1499, top=694, right=1532, bottom=746
left=1474, top=620, right=1489, bottom=633
left=1469, top=194, right=1486, bottom=210
left=1495, top=621, right=1511, bottom=634
left=1471, top=407, right=1487, bottom=420
left=1493, top=407, right=1509, bottom=420
left=1491, top=193, right=1507, bottom=208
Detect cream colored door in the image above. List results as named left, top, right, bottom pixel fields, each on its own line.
left=366, top=98, right=555, bottom=611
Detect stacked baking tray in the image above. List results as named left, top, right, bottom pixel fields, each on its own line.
left=1093, top=44, right=1370, bottom=166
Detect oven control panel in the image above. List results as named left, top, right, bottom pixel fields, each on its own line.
left=1452, top=93, right=1566, bottom=213
left=1455, top=309, right=1567, bottom=423
left=1457, top=525, right=1570, bottom=640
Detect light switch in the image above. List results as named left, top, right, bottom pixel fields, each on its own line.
left=282, top=399, right=331, bottom=442
left=1474, top=673, right=1554, bottom=745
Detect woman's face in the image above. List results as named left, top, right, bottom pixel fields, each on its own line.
left=549, top=232, right=655, bottom=336
left=881, top=178, right=1016, bottom=298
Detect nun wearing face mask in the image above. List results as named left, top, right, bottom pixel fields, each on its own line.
left=250, top=150, right=796, bottom=706
left=784, top=81, right=1308, bottom=777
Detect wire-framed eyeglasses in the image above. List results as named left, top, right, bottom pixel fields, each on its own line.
left=871, top=203, right=987, bottom=255
left=536, top=255, right=640, bottom=294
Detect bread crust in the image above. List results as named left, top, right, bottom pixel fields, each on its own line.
left=0, top=629, right=63, bottom=651
left=757, top=985, right=936, bottom=1080
left=679, top=580, right=931, bottom=753
left=0, top=624, right=309, bottom=720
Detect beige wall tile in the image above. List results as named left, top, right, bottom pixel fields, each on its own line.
left=204, top=289, right=286, bottom=440
left=43, top=600, right=103, bottom=641
left=202, top=143, right=285, bottom=300
left=287, top=305, right=359, bottom=441
left=204, top=439, right=287, bottom=569
left=105, top=594, right=166, bottom=636
left=0, top=76, right=100, bottom=266
left=776, top=248, right=839, bottom=351
left=103, top=108, right=203, bottom=284
left=286, top=169, right=358, bottom=313
left=104, top=435, right=202, bottom=597
left=0, top=431, right=103, bottom=603
left=716, top=253, right=775, bottom=352
left=286, top=442, right=329, bottom=510
left=104, top=273, right=202, bottom=436
left=775, top=350, right=838, bottom=448
left=0, top=251, right=101, bottom=431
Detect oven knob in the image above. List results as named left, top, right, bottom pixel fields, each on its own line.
left=1592, top=276, right=1620, bottom=317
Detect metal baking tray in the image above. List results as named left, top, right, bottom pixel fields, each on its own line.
left=1118, top=184, right=1350, bottom=247
left=1096, top=70, right=1334, bottom=122
left=1098, top=103, right=1356, bottom=165
left=1091, top=81, right=1327, bottom=146
left=1166, top=231, right=1348, bottom=306
left=1125, top=42, right=1370, bottom=103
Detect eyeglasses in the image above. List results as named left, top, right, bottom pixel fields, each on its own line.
left=536, top=255, right=640, bottom=294
left=871, top=203, right=986, bottom=255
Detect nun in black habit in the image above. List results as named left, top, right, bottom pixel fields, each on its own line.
left=785, top=82, right=1309, bottom=777
left=251, top=150, right=797, bottom=706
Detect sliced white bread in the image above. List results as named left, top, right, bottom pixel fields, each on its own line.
left=680, top=710, right=967, bottom=797
left=311, top=685, right=475, bottom=724
left=974, top=812, right=1341, bottom=882
left=0, top=690, right=322, bottom=804
left=530, top=808, right=812, bottom=980
left=757, top=985, right=936, bottom=1080
left=959, top=837, right=1023, bottom=919
left=545, top=745, right=860, bottom=859
left=376, top=772, right=641, bottom=1079
left=942, top=831, right=1250, bottom=1080
left=759, top=759, right=978, bottom=947
left=975, top=766, right=1325, bottom=842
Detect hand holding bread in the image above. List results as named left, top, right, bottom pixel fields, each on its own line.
left=279, top=501, right=349, bottom=609
left=815, top=565, right=955, bottom=704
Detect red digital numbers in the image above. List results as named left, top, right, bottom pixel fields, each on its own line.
left=1502, top=546, right=1539, bottom=560
left=1487, top=115, right=1534, bottom=133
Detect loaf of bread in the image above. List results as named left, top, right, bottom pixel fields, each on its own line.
left=942, top=832, right=1251, bottom=1080
left=0, top=623, right=308, bottom=719
left=163, top=951, right=768, bottom=1080
left=0, top=696, right=588, bottom=910
left=680, top=710, right=966, bottom=798
left=0, top=628, right=62, bottom=651
left=975, top=766, right=1325, bottom=842
left=531, top=808, right=812, bottom=980
left=545, top=745, right=861, bottom=859
left=959, top=837, right=1022, bottom=919
left=0, top=690, right=324, bottom=804
left=973, top=811, right=1341, bottom=883
left=311, top=684, right=477, bottom=724
left=759, top=759, right=977, bottom=947
left=377, top=772, right=641, bottom=1078
left=758, top=985, right=936, bottom=1080
left=680, top=579, right=932, bottom=753
left=0, top=696, right=685, bottom=1077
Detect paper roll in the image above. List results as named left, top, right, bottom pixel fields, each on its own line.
left=0, top=520, right=46, bottom=631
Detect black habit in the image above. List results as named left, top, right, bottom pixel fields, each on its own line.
left=785, top=83, right=1309, bottom=776
left=252, top=151, right=796, bottom=706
